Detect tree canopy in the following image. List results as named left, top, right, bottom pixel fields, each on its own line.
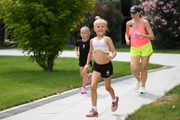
left=0, top=0, right=96, bottom=71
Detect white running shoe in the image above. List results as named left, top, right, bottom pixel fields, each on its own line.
left=134, top=80, right=141, bottom=90
left=140, top=86, right=146, bottom=94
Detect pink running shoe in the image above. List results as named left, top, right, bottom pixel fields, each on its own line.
left=86, top=73, right=92, bottom=84
left=81, top=88, right=87, bottom=94
left=111, top=96, right=119, bottom=112
left=86, top=108, right=99, bottom=117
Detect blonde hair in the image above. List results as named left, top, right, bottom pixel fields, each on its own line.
left=80, top=26, right=91, bottom=38
left=93, top=16, right=108, bottom=28
left=95, top=16, right=101, bottom=20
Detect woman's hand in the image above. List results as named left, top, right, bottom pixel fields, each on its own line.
left=135, top=32, right=142, bottom=37
left=135, top=32, right=148, bottom=38
left=126, top=39, right=130, bottom=45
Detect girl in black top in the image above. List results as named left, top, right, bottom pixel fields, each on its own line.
left=75, top=26, right=92, bottom=94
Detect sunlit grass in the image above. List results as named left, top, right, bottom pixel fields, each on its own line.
left=125, top=84, right=180, bottom=120
left=0, top=56, right=162, bottom=111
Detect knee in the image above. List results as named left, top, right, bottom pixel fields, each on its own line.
left=141, top=65, right=147, bottom=72
left=91, top=84, right=97, bottom=92
left=131, top=64, right=137, bottom=72
left=131, top=67, right=138, bottom=73
left=80, top=72, right=86, bottom=77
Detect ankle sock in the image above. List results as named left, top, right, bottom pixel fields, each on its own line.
left=92, top=106, right=97, bottom=111
left=112, top=97, right=117, bottom=102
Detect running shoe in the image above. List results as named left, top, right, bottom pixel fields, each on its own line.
left=86, top=108, right=99, bottom=117
left=86, top=73, right=92, bottom=84
left=81, top=88, right=87, bottom=94
left=134, top=80, right=141, bottom=90
left=140, top=86, right=146, bottom=94
left=111, top=96, right=119, bottom=112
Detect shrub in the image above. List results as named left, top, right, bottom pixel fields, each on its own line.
left=140, top=0, right=180, bottom=49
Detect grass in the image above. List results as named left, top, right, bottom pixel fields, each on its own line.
left=0, top=56, right=161, bottom=111
left=1, top=46, right=180, bottom=120
left=125, top=84, right=180, bottom=120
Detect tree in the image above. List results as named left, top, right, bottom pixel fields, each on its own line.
left=0, top=0, right=96, bottom=71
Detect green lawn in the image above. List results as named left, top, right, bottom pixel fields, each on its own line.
left=125, top=84, right=180, bottom=120
left=0, top=46, right=180, bottom=120
left=0, top=56, right=161, bottom=111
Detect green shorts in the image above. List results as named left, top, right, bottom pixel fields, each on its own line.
left=130, top=43, right=153, bottom=57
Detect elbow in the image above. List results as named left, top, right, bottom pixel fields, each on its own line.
left=149, top=34, right=155, bottom=40
left=151, top=36, right=155, bottom=40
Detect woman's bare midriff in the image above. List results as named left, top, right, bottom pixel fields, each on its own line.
left=93, top=50, right=110, bottom=64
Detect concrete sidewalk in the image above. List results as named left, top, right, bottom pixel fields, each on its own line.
left=0, top=49, right=180, bottom=120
